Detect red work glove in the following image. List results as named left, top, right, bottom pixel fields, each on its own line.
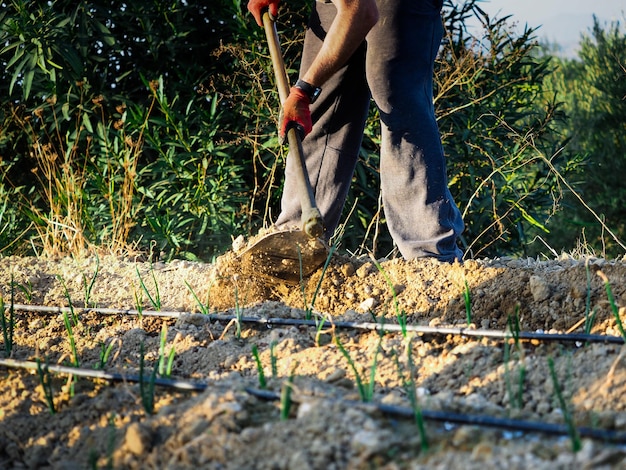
left=280, top=86, right=312, bottom=143
left=247, top=0, right=280, bottom=27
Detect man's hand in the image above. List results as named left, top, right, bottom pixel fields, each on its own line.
left=247, top=0, right=280, bottom=26
left=279, top=87, right=312, bottom=142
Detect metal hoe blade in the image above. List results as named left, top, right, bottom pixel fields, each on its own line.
left=239, top=230, right=329, bottom=284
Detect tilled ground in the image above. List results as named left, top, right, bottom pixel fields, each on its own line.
left=0, top=250, right=626, bottom=469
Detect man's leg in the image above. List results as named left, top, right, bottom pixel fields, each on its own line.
left=366, top=0, right=464, bottom=261
left=275, top=2, right=371, bottom=239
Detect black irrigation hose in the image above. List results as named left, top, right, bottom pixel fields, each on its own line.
left=3, top=357, right=625, bottom=445
left=0, top=358, right=208, bottom=391
left=7, top=303, right=626, bottom=345
left=247, top=387, right=626, bottom=445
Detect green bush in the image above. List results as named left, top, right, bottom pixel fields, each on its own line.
left=0, top=0, right=587, bottom=260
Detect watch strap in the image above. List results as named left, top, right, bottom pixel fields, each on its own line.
left=295, top=79, right=322, bottom=104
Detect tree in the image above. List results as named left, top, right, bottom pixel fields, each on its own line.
left=543, top=17, right=626, bottom=257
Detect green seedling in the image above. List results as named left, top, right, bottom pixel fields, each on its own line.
left=314, top=314, right=328, bottom=346
left=1, top=282, right=14, bottom=357
left=133, top=287, right=144, bottom=320
left=548, top=357, right=581, bottom=452
left=57, top=275, right=79, bottom=326
left=251, top=344, right=266, bottom=389
left=335, top=333, right=381, bottom=402
left=104, top=414, right=116, bottom=470
left=158, top=322, right=175, bottom=378
left=584, top=307, right=598, bottom=336
left=61, top=307, right=80, bottom=368
left=463, top=278, right=472, bottom=326
left=280, top=361, right=298, bottom=420
left=583, top=261, right=598, bottom=335
left=88, top=414, right=118, bottom=469
left=504, top=309, right=526, bottom=410
left=135, top=263, right=161, bottom=311
left=270, top=341, right=278, bottom=378
left=10, top=277, right=33, bottom=302
left=370, top=256, right=407, bottom=337
left=36, top=357, right=56, bottom=414
left=393, top=340, right=428, bottom=451
left=82, top=255, right=100, bottom=308
left=301, top=243, right=337, bottom=320
left=139, top=342, right=158, bottom=415
left=97, top=340, right=116, bottom=370
left=597, top=270, right=626, bottom=341
left=185, top=280, right=211, bottom=314
left=234, top=285, right=242, bottom=340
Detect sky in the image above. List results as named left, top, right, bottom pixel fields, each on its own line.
left=468, top=0, right=626, bottom=57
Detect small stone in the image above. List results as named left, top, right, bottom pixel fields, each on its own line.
left=296, top=400, right=316, bottom=419
left=451, top=425, right=477, bottom=449
left=529, top=275, right=551, bottom=302
left=325, top=368, right=346, bottom=383
left=356, top=262, right=375, bottom=278
left=358, top=298, right=378, bottom=312
left=232, top=235, right=246, bottom=252
left=340, top=262, right=356, bottom=277
left=471, top=442, right=493, bottom=460
left=351, top=429, right=383, bottom=453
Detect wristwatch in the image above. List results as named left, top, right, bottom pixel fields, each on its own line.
left=295, top=79, right=322, bottom=104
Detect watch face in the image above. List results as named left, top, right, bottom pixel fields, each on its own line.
left=296, top=79, right=322, bottom=103
left=311, top=87, right=322, bottom=102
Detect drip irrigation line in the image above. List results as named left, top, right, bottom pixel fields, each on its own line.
left=2, top=357, right=625, bottom=445
left=7, top=303, right=625, bottom=345
left=0, top=358, right=208, bottom=392
left=246, top=387, right=626, bottom=445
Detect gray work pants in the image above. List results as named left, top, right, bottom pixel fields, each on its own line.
left=275, top=0, right=464, bottom=262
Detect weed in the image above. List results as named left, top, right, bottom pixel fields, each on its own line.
left=135, top=263, right=161, bottom=311
left=251, top=344, right=266, bottom=389
left=280, top=361, right=298, bottom=420
left=548, top=357, right=581, bottom=452
left=36, top=357, right=56, bottom=414
left=139, top=342, right=158, bottom=415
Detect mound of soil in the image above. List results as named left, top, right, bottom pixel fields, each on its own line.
left=1, top=248, right=625, bottom=469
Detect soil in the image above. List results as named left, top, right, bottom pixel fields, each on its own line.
left=1, top=243, right=626, bottom=469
